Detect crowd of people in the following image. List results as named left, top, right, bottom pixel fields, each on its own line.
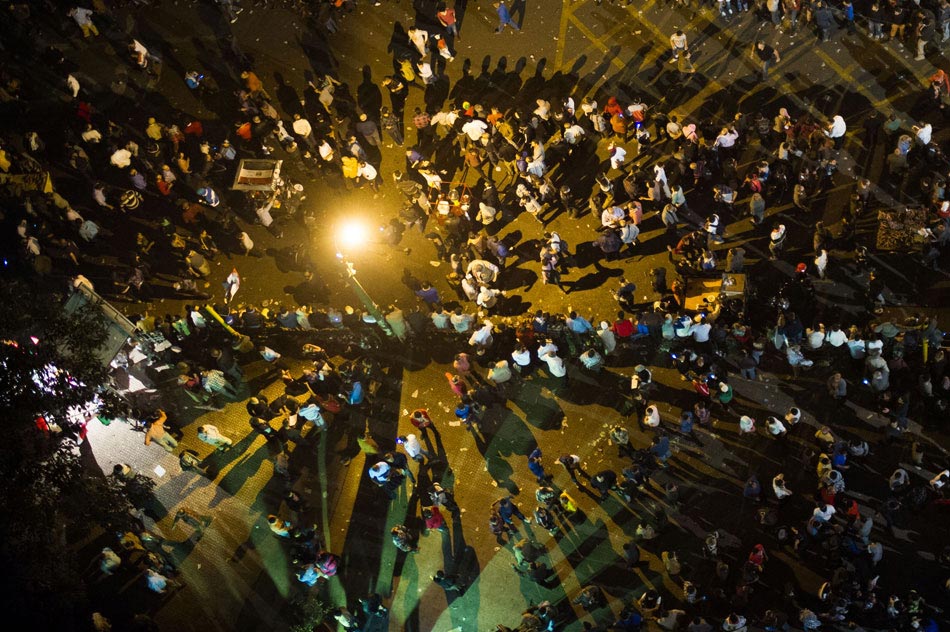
left=3, top=0, right=950, bottom=630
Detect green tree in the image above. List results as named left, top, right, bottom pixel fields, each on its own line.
left=0, top=280, right=143, bottom=628
left=288, top=594, right=330, bottom=632
left=0, top=280, right=127, bottom=453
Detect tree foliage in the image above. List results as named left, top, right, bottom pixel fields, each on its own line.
left=0, top=280, right=145, bottom=628
left=288, top=594, right=330, bottom=632
left=0, top=280, right=127, bottom=448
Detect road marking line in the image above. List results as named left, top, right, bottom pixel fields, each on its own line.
left=567, top=14, right=627, bottom=71
left=555, top=0, right=574, bottom=69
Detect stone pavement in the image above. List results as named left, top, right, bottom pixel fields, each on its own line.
left=84, top=352, right=323, bottom=631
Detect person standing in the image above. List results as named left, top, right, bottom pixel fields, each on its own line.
left=767, top=0, right=782, bottom=27
left=391, top=525, right=419, bottom=553
left=814, top=1, right=836, bottom=41
left=670, top=29, right=689, bottom=62
left=738, top=349, right=758, bottom=380
left=772, top=473, right=793, bottom=503
left=98, top=547, right=122, bottom=577
left=241, top=70, right=268, bottom=98
left=145, top=569, right=176, bottom=594
left=292, top=113, right=317, bottom=151
left=432, top=570, right=464, bottom=594
left=557, top=454, right=589, bottom=484
left=915, top=12, right=935, bottom=60
left=144, top=410, right=178, bottom=453
left=610, top=426, right=635, bottom=458
left=541, top=349, right=567, bottom=380
left=68, top=6, right=99, bottom=38
left=661, top=203, right=679, bottom=232
left=202, top=369, right=239, bottom=400
left=827, top=372, right=848, bottom=407
left=383, top=76, right=408, bottom=121
left=397, top=434, right=428, bottom=462
left=769, top=223, right=787, bottom=260
left=866, top=269, right=886, bottom=312
left=527, top=447, right=547, bottom=484
left=743, top=476, right=763, bottom=504
left=540, top=248, right=566, bottom=292
left=815, top=249, right=829, bottom=279
left=716, top=382, right=734, bottom=411
left=494, top=2, right=520, bottom=33
left=356, top=114, right=382, bottom=148
left=412, top=107, right=432, bottom=148
left=765, top=416, right=787, bottom=440
left=380, top=106, right=403, bottom=146
left=752, top=40, right=781, bottom=80
left=650, top=435, right=672, bottom=466
left=223, top=267, right=240, bottom=304
left=330, top=607, right=361, bottom=632
left=825, top=115, right=847, bottom=150
left=494, top=497, right=530, bottom=527
left=297, top=401, right=325, bottom=430
left=749, top=192, right=766, bottom=226
left=239, top=231, right=255, bottom=256
left=407, top=27, right=429, bottom=57
left=197, top=425, right=232, bottom=450
left=509, top=0, right=527, bottom=28
left=357, top=161, right=380, bottom=193
left=913, top=120, right=933, bottom=146
left=409, top=408, right=435, bottom=438
left=437, top=3, right=459, bottom=39
left=726, top=246, right=746, bottom=273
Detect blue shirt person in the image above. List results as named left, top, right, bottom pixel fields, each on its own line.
left=494, top=2, right=520, bottom=32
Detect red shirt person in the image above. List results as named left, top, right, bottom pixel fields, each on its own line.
left=409, top=409, right=434, bottom=434
left=437, top=6, right=458, bottom=37
left=603, top=96, right=624, bottom=117
left=612, top=311, right=634, bottom=338
left=444, top=373, right=468, bottom=398
left=423, top=506, right=447, bottom=533
left=748, top=544, right=767, bottom=570
left=155, top=176, right=173, bottom=196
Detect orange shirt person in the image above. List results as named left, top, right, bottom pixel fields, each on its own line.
left=144, top=410, right=178, bottom=452
left=241, top=70, right=265, bottom=97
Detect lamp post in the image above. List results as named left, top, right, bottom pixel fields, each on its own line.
left=336, top=221, right=393, bottom=337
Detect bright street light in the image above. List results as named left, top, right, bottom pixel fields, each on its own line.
left=332, top=218, right=392, bottom=338
left=337, top=220, right=368, bottom=253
